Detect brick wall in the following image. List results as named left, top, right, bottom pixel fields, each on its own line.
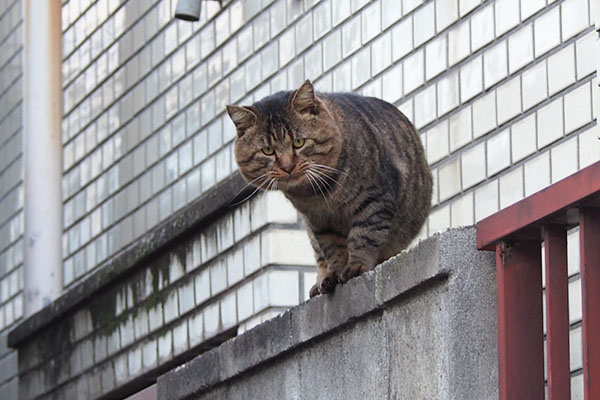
left=59, top=0, right=599, bottom=285
left=2, top=0, right=599, bottom=399
left=61, top=0, right=246, bottom=287
left=0, top=0, right=23, bottom=329
left=0, top=0, right=23, bottom=398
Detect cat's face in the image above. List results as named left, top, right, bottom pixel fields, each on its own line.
left=227, top=81, right=342, bottom=194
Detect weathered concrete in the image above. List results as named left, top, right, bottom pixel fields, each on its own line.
left=157, top=227, right=498, bottom=400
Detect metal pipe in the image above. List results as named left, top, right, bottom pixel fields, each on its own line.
left=174, top=0, right=222, bottom=21
left=175, top=0, right=202, bottom=21
left=23, top=0, right=63, bottom=316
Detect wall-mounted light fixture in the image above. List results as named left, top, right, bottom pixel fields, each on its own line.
left=174, top=0, right=222, bottom=21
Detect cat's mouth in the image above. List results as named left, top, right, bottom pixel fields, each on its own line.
left=265, top=172, right=310, bottom=193
left=274, top=172, right=304, bottom=185
left=266, top=162, right=341, bottom=194
left=269, top=162, right=310, bottom=182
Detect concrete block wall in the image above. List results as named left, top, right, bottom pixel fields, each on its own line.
left=157, top=227, right=499, bottom=400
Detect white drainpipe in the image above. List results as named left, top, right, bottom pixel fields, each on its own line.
left=23, top=0, right=63, bottom=316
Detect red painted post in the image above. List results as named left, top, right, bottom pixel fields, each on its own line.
left=496, top=240, right=545, bottom=400
left=543, top=226, right=571, bottom=400
left=477, top=161, right=600, bottom=251
left=579, top=208, right=600, bottom=400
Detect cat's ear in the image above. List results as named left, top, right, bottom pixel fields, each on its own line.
left=226, top=105, right=257, bottom=136
left=291, top=80, right=319, bottom=115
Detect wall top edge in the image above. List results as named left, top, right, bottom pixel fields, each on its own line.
left=156, top=226, right=490, bottom=400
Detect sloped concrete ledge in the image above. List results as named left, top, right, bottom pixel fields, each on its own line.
left=157, top=227, right=498, bottom=400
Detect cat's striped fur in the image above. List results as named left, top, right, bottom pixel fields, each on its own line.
left=227, top=80, right=432, bottom=297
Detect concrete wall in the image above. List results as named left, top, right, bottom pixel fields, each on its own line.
left=157, top=227, right=498, bottom=400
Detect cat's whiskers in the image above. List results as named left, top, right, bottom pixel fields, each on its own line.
left=311, top=163, right=346, bottom=175
left=304, top=172, right=318, bottom=197
left=307, top=172, right=327, bottom=206
left=310, top=164, right=349, bottom=189
left=310, top=167, right=342, bottom=188
left=311, top=171, right=340, bottom=206
left=309, top=166, right=354, bottom=200
left=232, top=173, right=268, bottom=198
left=306, top=170, right=331, bottom=209
left=303, top=172, right=326, bottom=207
left=266, top=178, right=277, bottom=192
left=308, top=170, right=332, bottom=192
left=229, top=175, right=271, bottom=206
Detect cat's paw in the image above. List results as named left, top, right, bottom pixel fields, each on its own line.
left=318, top=274, right=337, bottom=294
left=309, top=273, right=337, bottom=297
left=309, top=283, right=321, bottom=298
left=339, top=263, right=370, bottom=283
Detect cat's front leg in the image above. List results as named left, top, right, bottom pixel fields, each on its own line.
left=307, top=229, right=348, bottom=296
left=340, top=239, right=381, bottom=282
left=341, top=208, right=393, bottom=282
left=309, top=254, right=336, bottom=298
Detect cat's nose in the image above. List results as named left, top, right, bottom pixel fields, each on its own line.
left=281, top=164, right=294, bottom=174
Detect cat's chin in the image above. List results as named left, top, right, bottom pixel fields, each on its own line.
left=271, top=174, right=308, bottom=192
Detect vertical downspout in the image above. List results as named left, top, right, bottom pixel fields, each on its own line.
left=23, top=0, right=63, bottom=316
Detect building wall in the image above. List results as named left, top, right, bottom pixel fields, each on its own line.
left=61, top=0, right=246, bottom=287
left=59, top=0, right=599, bottom=284
left=2, top=0, right=598, bottom=398
left=11, top=189, right=317, bottom=399
left=0, top=0, right=24, bottom=328
left=0, top=0, right=23, bottom=398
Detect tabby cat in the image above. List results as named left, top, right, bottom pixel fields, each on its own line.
left=227, top=80, right=432, bottom=297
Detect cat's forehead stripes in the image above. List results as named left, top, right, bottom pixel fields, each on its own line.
left=251, top=91, right=298, bottom=143
left=264, top=113, right=294, bottom=144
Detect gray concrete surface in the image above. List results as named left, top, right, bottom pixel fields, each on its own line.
left=157, top=227, right=498, bottom=400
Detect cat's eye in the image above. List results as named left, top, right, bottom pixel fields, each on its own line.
left=262, top=146, right=275, bottom=155
left=292, top=138, right=305, bottom=148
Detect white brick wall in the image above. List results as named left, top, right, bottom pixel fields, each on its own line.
left=473, top=92, right=496, bottom=138
left=511, top=114, right=537, bottom=162
left=522, top=61, right=548, bottom=110
left=499, top=167, right=523, bottom=208
left=508, top=24, right=534, bottom=74
left=0, top=0, right=25, bottom=358
left=487, top=129, right=511, bottom=176
left=538, top=98, right=564, bottom=148
left=524, top=151, right=551, bottom=196
left=462, top=144, right=485, bottom=189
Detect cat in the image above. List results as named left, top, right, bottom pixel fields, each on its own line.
left=227, top=80, right=432, bottom=297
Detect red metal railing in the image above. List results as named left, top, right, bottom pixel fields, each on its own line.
left=477, top=160, right=600, bottom=400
